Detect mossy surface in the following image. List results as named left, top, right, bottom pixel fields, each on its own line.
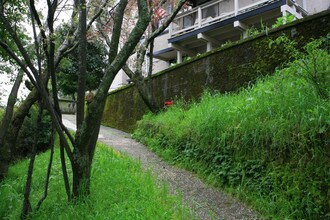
left=102, top=11, right=330, bottom=132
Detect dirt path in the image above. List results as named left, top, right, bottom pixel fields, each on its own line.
left=63, top=114, right=258, bottom=220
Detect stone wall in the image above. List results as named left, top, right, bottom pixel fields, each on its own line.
left=102, top=10, right=330, bottom=132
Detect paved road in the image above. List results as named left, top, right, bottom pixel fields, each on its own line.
left=62, top=114, right=258, bottom=220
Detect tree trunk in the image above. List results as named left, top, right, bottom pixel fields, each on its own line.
left=123, top=66, right=160, bottom=113
left=72, top=152, right=92, bottom=198
left=0, top=70, right=24, bottom=181
left=135, top=78, right=160, bottom=113
left=76, top=0, right=87, bottom=131
left=21, top=104, right=42, bottom=219
left=71, top=0, right=90, bottom=198
left=3, top=89, right=39, bottom=162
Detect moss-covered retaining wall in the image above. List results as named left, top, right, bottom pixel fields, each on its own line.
left=102, top=10, right=330, bottom=132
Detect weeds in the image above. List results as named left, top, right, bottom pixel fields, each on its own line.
left=134, top=37, right=330, bottom=219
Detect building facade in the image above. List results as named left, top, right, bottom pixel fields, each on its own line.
left=109, top=0, right=330, bottom=90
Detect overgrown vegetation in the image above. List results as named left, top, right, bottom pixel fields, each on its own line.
left=134, top=37, right=330, bottom=219
left=12, top=106, right=53, bottom=160
left=0, top=142, right=192, bottom=219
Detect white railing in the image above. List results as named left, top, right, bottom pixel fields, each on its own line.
left=238, top=0, right=274, bottom=14
left=170, top=0, right=235, bottom=37
left=169, top=0, right=306, bottom=38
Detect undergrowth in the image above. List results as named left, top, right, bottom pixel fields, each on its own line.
left=134, top=36, right=330, bottom=219
left=0, top=143, right=192, bottom=219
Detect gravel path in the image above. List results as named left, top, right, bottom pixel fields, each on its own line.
left=63, top=114, right=258, bottom=220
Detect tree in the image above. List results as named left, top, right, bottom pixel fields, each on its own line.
left=57, top=39, right=107, bottom=100
left=0, top=1, right=186, bottom=215
left=123, top=0, right=188, bottom=113
left=0, top=70, right=23, bottom=180
left=0, top=0, right=149, bottom=199
left=0, top=0, right=31, bottom=181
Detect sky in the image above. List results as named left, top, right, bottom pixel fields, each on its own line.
left=0, top=70, right=28, bottom=107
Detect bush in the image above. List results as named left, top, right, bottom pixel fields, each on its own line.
left=12, top=105, right=53, bottom=161
left=134, top=37, right=330, bottom=219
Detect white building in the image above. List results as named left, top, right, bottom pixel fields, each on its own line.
left=110, top=0, right=330, bottom=90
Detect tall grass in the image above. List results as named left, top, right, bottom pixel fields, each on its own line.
left=0, top=143, right=193, bottom=219
left=134, top=37, right=330, bottom=219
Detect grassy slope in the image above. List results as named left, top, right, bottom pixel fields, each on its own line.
left=0, top=143, right=193, bottom=219
left=134, top=39, right=330, bottom=219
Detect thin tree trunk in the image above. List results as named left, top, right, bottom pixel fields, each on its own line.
left=60, top=142, right=71, bottom=200
left=72, top=0, right=89, bottom=198
left=76, top=0, right=87, bottom=131
left=135, top=79, right=160, bottom=113
left=36, top=126, right=55, bottom=210
left=0, top=70, right=24, bottom=181
left=123, top=66, right=160, bottom=113
left=47, top=0, right=72, bottom=200
left=21, top=104, right=42, bottom=219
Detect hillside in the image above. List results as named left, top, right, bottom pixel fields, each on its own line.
left=134, top=37, right=330, bottom=219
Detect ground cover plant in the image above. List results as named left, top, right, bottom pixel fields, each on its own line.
left=134, top=37, right=330, bottom=219
left=0, top=142, right=192, bottom=219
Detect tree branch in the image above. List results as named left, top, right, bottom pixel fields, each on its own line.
left=29, top=0, right=49, bottom=58
left=55, top=0, right=109, bottom=68
left=36, top=127, right=55, bottom=210
left=0, top=40, right=37, bottom=86
left=122, top=65, right=134, bottom=79
left=0, top=12, right=40, bottom=78
left=147, top=0, right=187, bottom=45
left=96, top=18, right=112, bottom=48
left=108, top=0, right=128, bottom=63
left=87, top=0, right=109, bottom=31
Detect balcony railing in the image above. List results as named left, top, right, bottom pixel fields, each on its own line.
left=169, top=0, right=306, bottom=38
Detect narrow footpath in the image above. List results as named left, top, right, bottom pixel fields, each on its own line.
left=63, top=114, right=258, bottom=220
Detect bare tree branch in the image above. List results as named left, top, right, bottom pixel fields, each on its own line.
left=147, top=0, right=187, bottom=45
left=96, top=18, right=112, bottom=47
left=55, top=0, right=109, bottom=68
left=122, top=65, right=134, bottom=79
left=87, top=0, right=109, bottom=31
left=28, top=3, right=42, bottom=76
left=35, top=127, right=55, bottom=211
left=108, top=0, right=128, bottom=63
left=29, top=0, right=49, bottom=58
left=0, top=14, right=40, bottom=78
left=0, top=40, right=37, bottom=86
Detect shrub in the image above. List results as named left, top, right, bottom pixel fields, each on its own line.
left=12, top=105, right=53, bottom=161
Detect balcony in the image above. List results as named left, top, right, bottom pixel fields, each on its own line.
left=169, top=0, right=307, bottom=38
left=153, top=0, right=308, bottom=67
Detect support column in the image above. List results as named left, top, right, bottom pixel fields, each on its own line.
left=177, top=50, right=182, bottom=63
left=206, top=42, right=212, bottom=52
left=234, top=21, right=248, bottom=39
left=234, top=0, right=238, bottom=16
left=197, top=33, right=220, bottom=52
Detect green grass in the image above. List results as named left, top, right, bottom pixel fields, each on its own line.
left=0, top=143, right=193, bottom=219
left=134, top=38, right=330, bottom=219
